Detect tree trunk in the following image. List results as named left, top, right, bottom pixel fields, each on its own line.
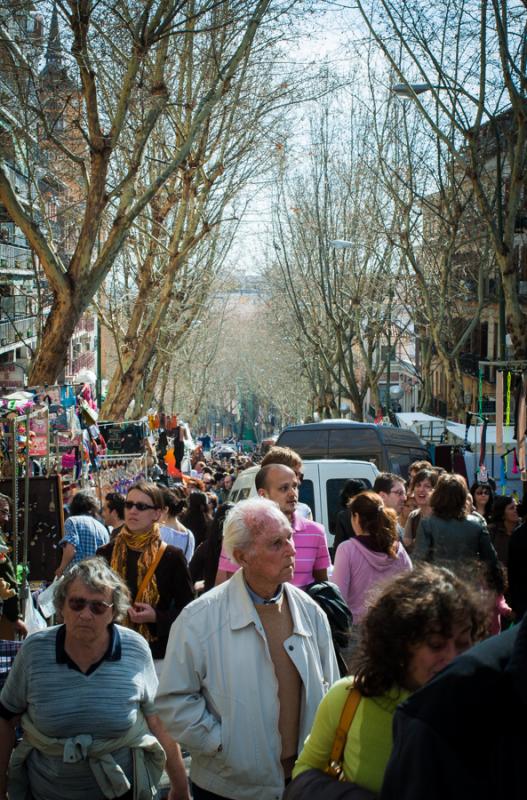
left=438, top=353, right=465, bottom=421
left=28, top=289, right=85, bottom=384
left=499, top=251, right=527, bottom=358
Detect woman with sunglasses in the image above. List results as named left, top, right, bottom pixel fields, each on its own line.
left=0, top=558, right=190, bottom=800
left=470, top=481, right=495, bottom=522
left=97, top=481, right=194, bottom=671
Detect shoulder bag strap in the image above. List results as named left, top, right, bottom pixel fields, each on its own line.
left=134, top=541, right=167, bottom=604
left=326, top=687, right=362, bottom=778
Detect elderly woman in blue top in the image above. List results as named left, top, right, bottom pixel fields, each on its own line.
left=0, top=558, right=190, bottom=800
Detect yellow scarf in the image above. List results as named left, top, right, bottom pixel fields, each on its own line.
left=111, top=523, right=162, bottom=642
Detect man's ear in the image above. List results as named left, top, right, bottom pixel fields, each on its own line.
left=233, top=548, right=247, bottom=567
left=257, top=488, right=267, bottom=498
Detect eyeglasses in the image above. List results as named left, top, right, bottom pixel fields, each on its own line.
left=390, top=489, right=406, bottom=496
left=124, top=501, right=156, bottom=511
left=67, top=596, right=113, bottom=615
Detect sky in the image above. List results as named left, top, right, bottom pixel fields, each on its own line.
left=227, top=1, right=362, bottom=277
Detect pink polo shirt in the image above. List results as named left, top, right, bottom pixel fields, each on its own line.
left=217, top=512, right=331, bottom=588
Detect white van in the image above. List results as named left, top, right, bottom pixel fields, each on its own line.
left=229, top=459, right=379, bottom=545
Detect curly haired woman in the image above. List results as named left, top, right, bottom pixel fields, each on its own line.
left=289, top=565, right=487, bottom=798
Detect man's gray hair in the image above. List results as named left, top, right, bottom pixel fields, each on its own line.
left=54, top=557, right=131, bottom=621
left=223, top=497, right=291, bottom=564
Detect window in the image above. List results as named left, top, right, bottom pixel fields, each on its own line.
left=328, top=428, right=380, bottom=460
left=237, top=488, right=251, bottom=501
left=326, top=477, right=372, bottom=535
left=277, top=429, right=329, bottom=459
left=299, top=480, right=315, bottom=519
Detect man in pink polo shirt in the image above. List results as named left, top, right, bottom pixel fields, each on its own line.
left=216, top=464, right=330, bottom=588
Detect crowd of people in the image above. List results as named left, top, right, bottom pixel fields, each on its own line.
left=0, top=443, right=526, bottom=800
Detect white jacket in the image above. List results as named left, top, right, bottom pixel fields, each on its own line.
left=156, top=569, right=339, bottom=800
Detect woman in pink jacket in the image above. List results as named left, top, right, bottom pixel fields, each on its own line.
left=333, top=491, right=412, bottom=627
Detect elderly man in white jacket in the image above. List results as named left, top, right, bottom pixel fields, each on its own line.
left=156, top=496, right=339, bottom=800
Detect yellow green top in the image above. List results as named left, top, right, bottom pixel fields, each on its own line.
left=293, top=677, right=411, bottom=793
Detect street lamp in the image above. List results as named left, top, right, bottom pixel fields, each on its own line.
left=328, top=239, right=355, bottom=249
left=391, top=82, right=447, bottom=99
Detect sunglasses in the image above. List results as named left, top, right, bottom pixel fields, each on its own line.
left=124, top=501, right=156, bottom=511
left=67, top=596, right=113, bottom=615
left=475, top=489, right=491, bottom=495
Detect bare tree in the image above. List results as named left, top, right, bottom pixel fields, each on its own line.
left=356, top=0, right=527, bottom=358
left=364, top=74, right=494, bottom=418
left=267, top=101, right=406, bottom=420
left=0, top=0, right=276, bottom=383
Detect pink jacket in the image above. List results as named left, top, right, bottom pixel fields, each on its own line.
left=333, top=538, right=412, bottom=623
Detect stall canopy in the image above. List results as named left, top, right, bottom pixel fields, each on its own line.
left=445, top=423, right=516, bottom=446
left=395, top=413, right=449, bottom=442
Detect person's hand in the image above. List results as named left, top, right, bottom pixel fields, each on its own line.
left=14, top=618, right=28, bottom=638
left=128, top=602, right=156, bottom=624
left=55, top=567, right=63, bottom=579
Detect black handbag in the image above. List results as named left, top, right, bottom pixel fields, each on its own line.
left=283, top=769, right=377, bottom=800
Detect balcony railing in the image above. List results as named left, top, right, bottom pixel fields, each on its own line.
left=70, top=350, right=95, bottom=374
left=0, top=315, right=37, bottom=347
left=460, top=353, right=493, bottom=382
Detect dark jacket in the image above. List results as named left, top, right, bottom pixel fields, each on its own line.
left=0, top=550, right=20, bottom=622
left=97, top=541, right=194, bottom=659
left=333, top=509, right=355, bottom=554
left=414, top=513, right=498, bottom=572
left=380, top=617, right=527, bottom=800
left=508, top=522, right=527, bottom=619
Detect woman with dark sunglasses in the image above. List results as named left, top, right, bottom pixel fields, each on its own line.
left=0, top=558, right=190, bottom=800
left=97, top=480, right=194, bottom=670
left=469, top=481, right=495, bottom=521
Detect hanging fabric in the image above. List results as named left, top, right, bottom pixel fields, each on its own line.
left=505, top=372, right=512, bottom=484
left=517, top=375, right=527, bottom=480
left=463, top=412, right=472, bottom=451
left=479, top=416, right=488, bottom=469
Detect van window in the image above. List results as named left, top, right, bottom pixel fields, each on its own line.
left=387, top=448, right=427, bottom=480
left=326, top=478, right=372, bottom=535
left=229, top=490, right=239, bottom=503
left=237, top=488, right=251, bottom=501
left=328, top=428, right=380, bottom=460
left=299, top=480, right=315, bottom=518
left=277, top=429, right=329, bottom=458
left=387, top=449, right=410, bottom=478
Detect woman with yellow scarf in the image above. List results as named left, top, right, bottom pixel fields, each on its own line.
left=97, top=480, right=194, bottom=671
